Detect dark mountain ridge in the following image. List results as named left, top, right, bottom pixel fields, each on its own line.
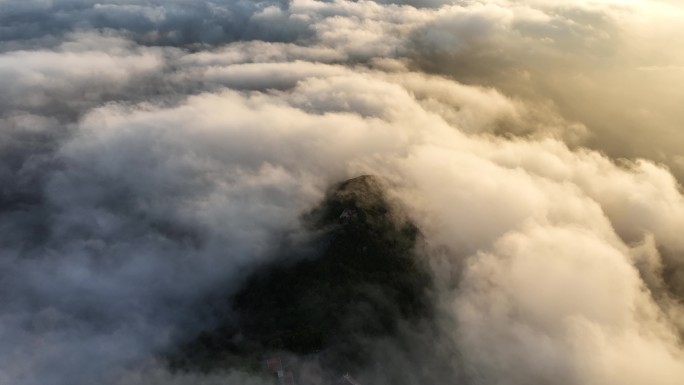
left=169, top=175, right=434, bottom=379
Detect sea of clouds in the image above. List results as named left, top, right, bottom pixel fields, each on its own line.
left=1, top=1, right=683, bottom=384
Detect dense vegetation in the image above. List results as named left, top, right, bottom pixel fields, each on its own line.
left=170, top=176, right=433, bottom=375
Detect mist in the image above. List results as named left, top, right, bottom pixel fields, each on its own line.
left=1, top=1, right=683, bottom=385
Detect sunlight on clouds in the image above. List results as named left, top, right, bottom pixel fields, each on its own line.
left=0, top=1, right=683, bottom=385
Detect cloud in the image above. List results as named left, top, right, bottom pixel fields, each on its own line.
left=407, top=0, right=684, bottom=178
left=0, top=1, right=683, bottom=385
left=452, top=224, right=684, bottom=385
left=0, top=32, right=165, bottom=115
left=0, top=0, right=311, bottom=48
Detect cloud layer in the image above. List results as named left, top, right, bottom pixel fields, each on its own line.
left=1, top=1, right=683, bottom=385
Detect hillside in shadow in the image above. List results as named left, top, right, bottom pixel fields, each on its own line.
left=169, top=176, right=434, bottom=378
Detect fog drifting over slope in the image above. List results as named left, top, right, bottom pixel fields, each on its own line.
left=1, top=1, right=683, bottom=384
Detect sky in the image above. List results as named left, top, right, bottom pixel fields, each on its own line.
left=0, top=1, right=683, bottom=384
